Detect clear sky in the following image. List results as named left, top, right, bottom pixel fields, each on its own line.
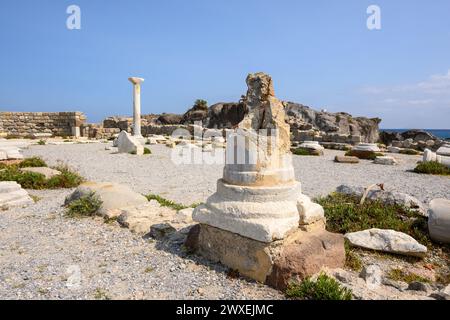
left=1, top=0, right=449, bottom=128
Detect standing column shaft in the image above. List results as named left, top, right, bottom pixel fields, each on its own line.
left=128, top=77, right=145, bottom=138
left=133, top=83, right=141, bottom=137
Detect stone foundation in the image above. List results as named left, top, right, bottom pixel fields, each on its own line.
left=186, top=224, right=345, bottom=290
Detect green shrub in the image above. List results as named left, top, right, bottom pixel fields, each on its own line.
left=37, top=139, right=46, bottom=145
left=66, top=192, right=102, bottom=218
left=18, top=157, right=47, bottom=168
left=316, top=193, right=430, bottom=247
left=414, top=161, right=450, bottom=176
left=0, top=162, right=83, bottom=190
left=344, top=241, right=363, bottom=272
left=46, top=165, right=84, bottom=189
left=0, top=168, right=47, bottom=189
left=388, top=268, right=431, bottom=284
left=399, top=149, right=420, bottom=155
left=194, top=99, right=208, bottom=109
left=286, top=273, right=352, bottom=300
left=144, top=147, right=152, bottom=155
left=292, top=148, right=313, bottom=156
left=145, top=194, right=188, bottom=211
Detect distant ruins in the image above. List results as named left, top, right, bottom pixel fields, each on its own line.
left=0, top=73, right=381, bottom=149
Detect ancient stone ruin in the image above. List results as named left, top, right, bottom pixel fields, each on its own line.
left=187, top=72, right=345, bottom=289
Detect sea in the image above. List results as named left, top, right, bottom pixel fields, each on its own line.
left=381, top=129, right=450, bottom=140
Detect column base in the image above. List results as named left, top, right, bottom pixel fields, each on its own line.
left=185, top=224, right=345, bottom=290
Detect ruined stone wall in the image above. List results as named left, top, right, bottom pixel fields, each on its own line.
left=0, top=112, right=86, bottom=137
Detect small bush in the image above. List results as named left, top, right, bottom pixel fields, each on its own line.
left=399, top=149, right=420, bottom=155
left=0, top=168, right=47, bottom=189
left=292, top=148, right=312, bottom=156
left=18, top=157, right=47, bottom=168
left=414, top=161, right=450, bottom=176
left=345, top=241, right=363, bottom=272
left=0, top=161, right=83, bottom=190
left=144, top=147, right=152, bottom=155
left=316, top=193, right=431, bottom=247
left=37, top=140, right=46, bottom=145
left=388, top=268, right=431, bottom=284
left=286, top=273, right=352, bottom=300
left=66, top=192, right=102, bottom=218
left=46, top=165, right=84, bottom=189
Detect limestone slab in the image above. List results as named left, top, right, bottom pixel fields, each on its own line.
left=345, top=229, right=427, bottom=257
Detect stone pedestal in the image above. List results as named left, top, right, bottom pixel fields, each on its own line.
left=186, top=224, right=345, bottom=290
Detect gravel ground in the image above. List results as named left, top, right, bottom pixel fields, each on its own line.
left=24, top=143, right=450, bottom=205
left=0, top=143, right=448, bottom=300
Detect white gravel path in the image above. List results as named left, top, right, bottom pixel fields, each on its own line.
left=0, top=143, right=448, bottom=300
left=24, top=143, right=450, bottom=206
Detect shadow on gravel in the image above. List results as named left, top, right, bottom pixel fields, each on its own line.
left=146, top=225, right=252, bottom=282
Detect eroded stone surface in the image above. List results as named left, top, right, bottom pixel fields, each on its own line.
left=186, top=224, right=345, bottom=290
left=65, top=182, right=148, bottom=218
left=428, top=198, right=450, bottom=244
left=0, top=181, right=34, bottom=209
left=345, top=229, right=427, bottom=258
left=116, top=131, right=144, bottom=155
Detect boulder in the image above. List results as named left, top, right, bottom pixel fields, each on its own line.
left=65, top=182, right=148, bottom=218
left=387, top=146, right=401, bottom=153
left=157, top=113, right=183, bottom=125
left=0, top=181, right=34, bottom=209
left=336, top=184, right=427, bottom=216
left=374, top=156, right=398, bottom=166
left=207, top=102, right=248, bottom=129
left=116, top=131, right=144, bottom=155
left=437, top=144, right=450, bottom=157
left=379, top=131, right=403, bottom=146
left=118, top=200, right=194, bottom=234
left=345, top=229, right=427, bottom=257
left=182, top=101, right=209, bottom=124
left=334, top=155, right=360, bottom=164
left=148, top=223, right=177, bottom=240
left=428, top=199, right=450, bottom=244
left=20, top=167, right=61, bottom=179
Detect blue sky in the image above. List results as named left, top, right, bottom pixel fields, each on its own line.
left=0, top=0, right=449, bottom=128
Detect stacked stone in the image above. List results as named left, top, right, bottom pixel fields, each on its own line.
left=0, top=112, right=86, bottom=137
left=188, top=73, right=345, bottom=290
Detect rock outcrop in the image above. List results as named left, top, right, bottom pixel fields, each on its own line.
left=382, top=130, right=446, bottom=152
left=284, top=103, right=381, bottom=143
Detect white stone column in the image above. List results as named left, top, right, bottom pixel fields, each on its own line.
left=128, top=77, right=145, bottom=138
